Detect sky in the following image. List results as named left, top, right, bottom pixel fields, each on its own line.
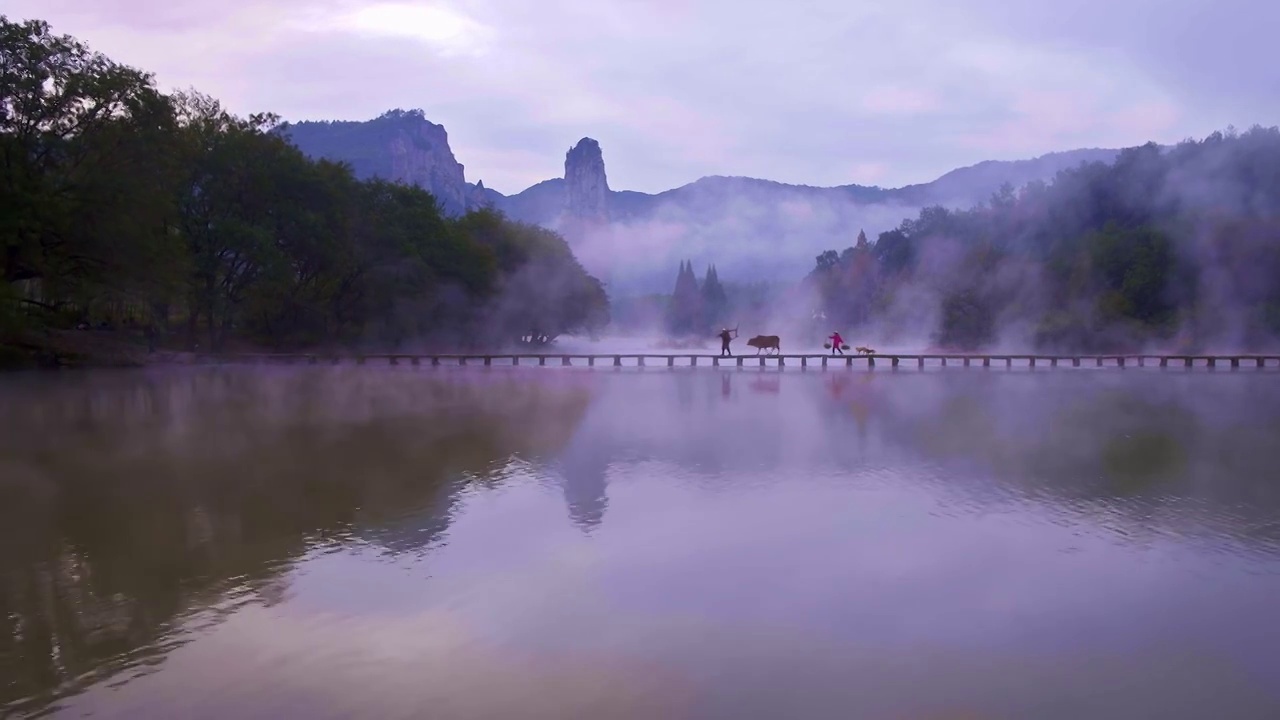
left=10, top=0, right=1279, bottom=195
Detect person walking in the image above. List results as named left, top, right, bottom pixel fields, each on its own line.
left=718, top=327, right=737, bottom=357
left=828, top=330, right=845, bottom=355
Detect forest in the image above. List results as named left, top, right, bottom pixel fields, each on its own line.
left=807, top=128, right=1280, bottom=352
left=0, top=17, right=608, bottom=366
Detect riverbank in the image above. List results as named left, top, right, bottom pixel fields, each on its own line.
left=1, top=329, right=154, bottom=370
left=0, top=330, right=604, bottom=371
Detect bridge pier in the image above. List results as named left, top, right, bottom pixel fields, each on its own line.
left=539, top=356, right=546, bottom=366
left=410, top=356, right=420, bottom=366
left=737, top=357, right=744, bottom=368
left=1231, top=357, right=1240, bottom=370
left=562, top=356, right=571, bottom=366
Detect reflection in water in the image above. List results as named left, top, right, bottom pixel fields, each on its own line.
left=0, top=368, right=594, bottom=716
left=1, top=367, right=1279, bottom=719
left=556, top=431, right=611, bottom=531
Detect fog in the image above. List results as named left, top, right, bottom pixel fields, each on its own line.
left=553, top=128, right=1280, bottom=355
left=567, top=189, right=924, bottom=297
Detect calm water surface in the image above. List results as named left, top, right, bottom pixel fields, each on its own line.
left=2, top=366, right=1280, bottom=719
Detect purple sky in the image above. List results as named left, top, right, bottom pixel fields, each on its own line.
left=11, top=0, right=1278, bottom=195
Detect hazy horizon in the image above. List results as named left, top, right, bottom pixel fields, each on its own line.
left=10, top=0, right=1277, bottom=195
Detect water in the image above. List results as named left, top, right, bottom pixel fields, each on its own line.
left=2, top=366, right=1280, bottom=719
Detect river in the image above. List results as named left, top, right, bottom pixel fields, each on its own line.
left=2, top=366, right=1279, bottom=719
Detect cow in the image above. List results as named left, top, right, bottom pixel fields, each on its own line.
left=746, top=335, right=781, bottom=355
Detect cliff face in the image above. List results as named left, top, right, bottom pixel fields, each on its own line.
left=386, top=120, right=468, bottom=215
left=281, top=109, right=482, bottom=217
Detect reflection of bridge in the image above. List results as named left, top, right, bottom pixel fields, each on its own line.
left=193, top=353, right=1280, bottom=370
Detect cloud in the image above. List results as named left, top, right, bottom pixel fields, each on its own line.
left=5, top=0, right=1273, bottom=195
left=860, top=86, right=941, bottom=115
left=297, top=2, right=496, bottom=58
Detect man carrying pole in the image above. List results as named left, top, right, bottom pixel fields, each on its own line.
left=718, top=326, right=739, bottom=357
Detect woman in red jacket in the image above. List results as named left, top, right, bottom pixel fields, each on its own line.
left=828, top=331, right=845, bottom=355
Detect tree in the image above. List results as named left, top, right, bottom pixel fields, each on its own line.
left=1, top=16, right=170, bottom=331
left=803, top=124, right=1280, bottom=352
left=665, top=259, right=702, bottom=336
left=701, top=264, right=728, bottom=331
left=2, top=16, right=611, bottom=363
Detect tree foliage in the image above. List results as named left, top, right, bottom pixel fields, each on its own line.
left=808, top=131, right=1280, bottom=351
left=665, top=260, right=701, bottom=336
left=0, top=17, right=608, bottom=362
left=662, top=260, right=730, bottom=337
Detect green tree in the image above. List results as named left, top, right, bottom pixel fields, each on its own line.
left=701, top=264, right=727, bottom=331
left=3, top=16, right=611, bottom=364
left=1, top=16, right=170, bottom=329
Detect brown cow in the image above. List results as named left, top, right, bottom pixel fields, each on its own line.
left=746, top=335, right=781, bottom=355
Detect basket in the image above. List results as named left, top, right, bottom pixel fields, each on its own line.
left=841, top=344, right=850, bottom=351
left=823, top=343, right=832, bottom=349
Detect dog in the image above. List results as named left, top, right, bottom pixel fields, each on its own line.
left=856, top=346, right=875, bottom=355
left=746, top=335, right=781, bottom=355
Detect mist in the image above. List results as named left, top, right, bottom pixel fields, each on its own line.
left=565, top=185, right=925, bottom=297
left=559, top=126, right=1280, bottom=356
left=544, top=188, right=932, bottom=354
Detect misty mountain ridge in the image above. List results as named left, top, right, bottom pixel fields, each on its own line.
left=279, top=109, right=1124, bottom=291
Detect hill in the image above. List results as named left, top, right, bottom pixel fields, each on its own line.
left=280, top=109, right=1122, bottom=292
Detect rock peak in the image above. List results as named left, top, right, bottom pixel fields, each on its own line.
left=564, top=137, right=609, bottom=223
left=569, top=136, right=602, bottom=153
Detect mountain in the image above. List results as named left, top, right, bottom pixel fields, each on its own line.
left=278, top=109, right=1124, bottom=291
left=278, top=109, right=492, bottom=216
